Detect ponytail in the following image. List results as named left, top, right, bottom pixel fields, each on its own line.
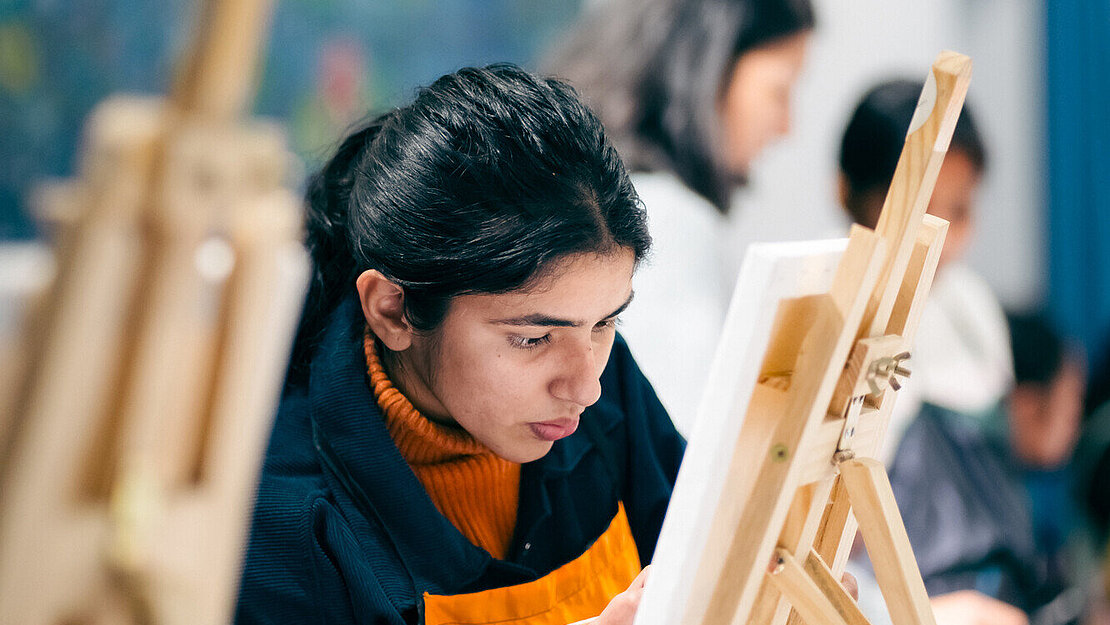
left=289, top=115, right=388, bottom=383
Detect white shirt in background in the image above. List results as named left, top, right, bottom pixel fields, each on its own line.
left=620, top=171, right=732, bottom=435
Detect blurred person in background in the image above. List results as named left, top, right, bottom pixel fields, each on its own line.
left=1071, top=330, right=1110, bottom=623
left=889, top=312, right=1089, bottom=625
left=837, top=79, right=1013, bottom=465
left=547, top=0, right=814, bottom=434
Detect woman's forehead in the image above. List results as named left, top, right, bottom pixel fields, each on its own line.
left=450, top=251, right=636, bottom=325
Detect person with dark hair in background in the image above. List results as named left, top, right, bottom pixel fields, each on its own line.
left=889, top=312, right=1088, bottom=625
left=547, top=0, right=815, bottom=433
left=234, top=64, right=685, bottom=625
left=838, top=79, right=1014, bottom=465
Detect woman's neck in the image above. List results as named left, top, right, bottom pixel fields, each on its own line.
left=375, top=336, right=460, bottom=429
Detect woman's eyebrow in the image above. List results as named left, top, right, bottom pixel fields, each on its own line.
left=491, top=292, right=635, bottom=328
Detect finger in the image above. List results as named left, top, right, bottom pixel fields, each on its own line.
left=631, top=565, right=651, bottom=589
left=839, top=572, right=859, bottom=602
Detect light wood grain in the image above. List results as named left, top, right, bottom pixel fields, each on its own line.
left=635, top=51, right=972, bottom=625
left=0, top=2, right=302, bottom=623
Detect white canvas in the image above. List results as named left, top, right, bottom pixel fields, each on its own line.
left=636, top=237, right=848, bottom=625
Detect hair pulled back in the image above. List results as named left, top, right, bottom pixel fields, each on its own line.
left=839, top=79, right=987, bottom=228
left=548, top=0, right=815, bottom=213
left=292, top=64, right=649, bottom=377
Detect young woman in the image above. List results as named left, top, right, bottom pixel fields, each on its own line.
left=234, top=64, right=685, bottom=625
left=547, top=0, right=815, bottom=432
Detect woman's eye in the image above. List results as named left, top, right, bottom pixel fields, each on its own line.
left=593, top=318, right=618, bottom=333
left=510, top=334, right=551, bottom=350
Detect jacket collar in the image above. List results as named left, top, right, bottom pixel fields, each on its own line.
left=308, top=295, right=492, bottom=595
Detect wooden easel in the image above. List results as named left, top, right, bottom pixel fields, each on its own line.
left=0, top=1, right=309, bottom=624
left=637, top=52, right=972, bottom=625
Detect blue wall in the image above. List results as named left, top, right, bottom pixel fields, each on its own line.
left=1045, top=1, right=1110, bottom=368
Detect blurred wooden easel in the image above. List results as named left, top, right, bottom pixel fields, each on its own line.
left=637, top=52, right=972, bottom=625
left=0, top=1, right=309, bottom=623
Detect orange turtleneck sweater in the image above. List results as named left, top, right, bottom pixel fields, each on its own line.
left=364, top=331, right=521, bottom=560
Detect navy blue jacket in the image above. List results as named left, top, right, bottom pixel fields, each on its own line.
left=235, top=296, right=686, bottom=624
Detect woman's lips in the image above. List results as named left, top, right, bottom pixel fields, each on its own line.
left=529, top=418, right=580, bottom=442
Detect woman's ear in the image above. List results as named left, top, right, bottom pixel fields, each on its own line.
left=836, top=173, right=851, bottom=211
left=356, top=270, right=413, bottom=351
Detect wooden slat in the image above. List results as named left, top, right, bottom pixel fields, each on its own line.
left=172, top=0, right=276, bottom=119
left=141, top=189, right=307, bottom=625
left=884, top=215, right=948, bottom=343
left=749, top=475, right=839, bottom=625
left=841, top=458, right=936, bottom=625
left=862, top=51, right=971, bottom=338
left=0, top=102, right=164, bottom=625
left=768, top=548, right=869, bottom=625
left=802, top=549, right=871, bottom=625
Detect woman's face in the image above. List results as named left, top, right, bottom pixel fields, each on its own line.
left=1009, top=356, right=1085, bottom=469
left=927, top=149, right=981, bottom=266
left=718, top=32, right=810, bottom=177
left=392, top=250, right=637, bottom=464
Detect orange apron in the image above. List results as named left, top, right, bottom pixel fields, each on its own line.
left=422, top=503, right=641, bottom=625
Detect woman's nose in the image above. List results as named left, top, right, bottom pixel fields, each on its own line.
left=549, top=342, right=603, bottom=408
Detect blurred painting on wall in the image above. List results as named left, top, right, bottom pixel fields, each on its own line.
left=0, top=0, right=581, bottom=239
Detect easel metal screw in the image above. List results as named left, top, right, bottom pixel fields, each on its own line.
left=771, top=444, right=789, bottom=462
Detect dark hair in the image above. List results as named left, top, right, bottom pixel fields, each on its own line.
left=1007, top=311, right=1066, bottom=387
left=547, top=0, right=815, bottom=213
left=839, top=79, right=987, bottom=228
left=1086, top=332, right=1110, bottom=417
left=292, top=64, right=649, bottom=379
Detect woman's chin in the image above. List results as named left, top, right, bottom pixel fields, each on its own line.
left=494, top=439, right=555, bottom=464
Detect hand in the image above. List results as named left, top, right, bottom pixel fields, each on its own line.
left=593, top=566, right=651, bottom=625
left=930, top=590, right=1029, bottom=625
left=841, top=571, right=859, bottom=601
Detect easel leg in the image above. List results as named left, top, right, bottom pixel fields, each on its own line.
left=813, top=475, right=858, bottom=577
left=839, top=457, right=936, bottom=625
left=767, top=548, right=869, bottom=625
